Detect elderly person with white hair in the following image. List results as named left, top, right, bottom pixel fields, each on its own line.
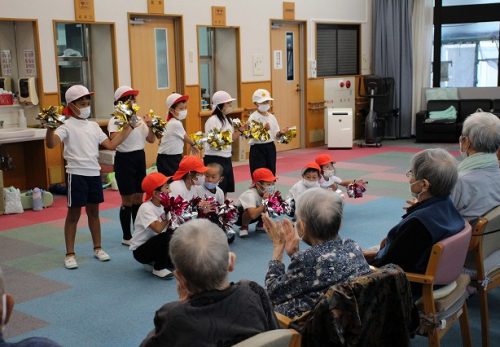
left=262, top=188, right=371, bottom=319
left=365, top=148, right=465, bottom=275
left=140, top=219, right=278, bottom=347
left=0, top=267, right=61, bottom=347
left=451, top=111, right=500, bottom=222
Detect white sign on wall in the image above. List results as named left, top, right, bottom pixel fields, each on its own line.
left=273, top=50, right=282, bottom=70
left=0, top=50, right=12, bottom=76
left=24, top=49, right=37, bottom=77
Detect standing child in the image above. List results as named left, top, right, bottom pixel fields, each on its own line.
left=235, top=168, right=277, bottom=238
left=157, top=93, right=199, bottom=176
left=108, top=86, right=156, bottom=246
left=287, top=162, right=321, bottom=203
left=203, top=91, right=240, bottom=196
left=248, top=89, right=289, bottom=175
left=315, top=154, right=366, bottom=190
left=196, top=162, right=225, bottom=205
left=129, top=172, right=174, bottom=279
left=45, top=85, right=133, bottom=269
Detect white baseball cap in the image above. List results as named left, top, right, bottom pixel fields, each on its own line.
left=114, top=85, right=139, bottom=101
left=211, top=91, right=236, bottom=110
left=65, top=85, right=94, bottom=104
left=252, top=89, right=274, bottom=104
left=166, top=93, right=189, bottom=110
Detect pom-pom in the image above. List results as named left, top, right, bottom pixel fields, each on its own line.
left=278, top=126, right=297, bottom=144
left=189, top=131, right=208, bottom=150
left=263, top=191, right=293, bottom=217
left=37, top=106, right=65, bottom=129
left=113, top=100, right=139, bottom=131
left=347, top=180, right=367, bottom=199
left=207, top=128, right=233, bottom=151
left=148, top=109, right=166, bottom=136
left=248, top=120, right=270, bottom=142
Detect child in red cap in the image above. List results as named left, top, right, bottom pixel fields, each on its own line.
left=129, top=172, right=174, bottom=279
left=287, top=162, right=321, bottom=202
left=315, top=154, right=366, bottom=191
left=235, top=168, right=277, bottom=238
left=169, top=155, right=209, bottom=201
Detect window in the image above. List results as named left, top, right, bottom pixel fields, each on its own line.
left=316, top=24, right=359, bottom=77
left=432, top=1, right=500, bottom=87
left=154, top=28, right=169, bottom=89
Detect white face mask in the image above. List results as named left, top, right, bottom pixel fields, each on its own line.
left=303, top=179, right=320, bottom=189
left=1, top=294, right=6, bottom=333
left=258, top=104, right=270, bottom=113
left=323, top=169, right=335, bottom=179
left=176, top=110, right=188, bottom=120
left=193, top=174, right=205, bottom=186
left=223, top=106, right=233, bottom=115
left=79, top=106, right=91, bottom=119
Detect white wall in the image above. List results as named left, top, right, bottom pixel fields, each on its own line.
left=1, top=0, right=371, bottom=92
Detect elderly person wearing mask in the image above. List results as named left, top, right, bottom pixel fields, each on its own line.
left=364, top=148, right=465, bottom=275
left=0, top=267, right=61, bottom=347
left=140, top=219, right=278, bottom=347
left=451, top=112, right=500, bottom=222
left=263, top=188, right=371, bottom=319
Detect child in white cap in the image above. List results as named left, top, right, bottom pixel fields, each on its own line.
left=157, top=93, right=199, bottom=176
left=108, top=86, right=156, bottom=246
left=248, top=89, right=289, bottom=175
left=45, top=84, right=134, bottom=269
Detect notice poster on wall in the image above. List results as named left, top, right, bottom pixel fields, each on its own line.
left=273, top=50, right=282, bottom=70
left=24, top=49, right=37, bottom=77
left=0, top=50, right=12, bottom=76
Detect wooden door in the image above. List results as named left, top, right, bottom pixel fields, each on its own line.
left=129, top=16, right=178, bottom=166
left=271, top=22, right=301, bottom=151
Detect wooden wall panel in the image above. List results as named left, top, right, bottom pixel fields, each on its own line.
left=305, top=78, right=325, bottom=147
left=185, top=84, right=201, bottom=134
left=40, top=92, right=60, bottom=107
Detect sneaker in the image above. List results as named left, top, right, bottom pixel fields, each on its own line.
left=152, top=268, right=174, bottom=279
left=143, top=263, right=154, bottom=272
left=239, top=227, right=249, bottom=238
left=255, top=224, right=266, bottom=233
left=64, top=255, right=78, bottom=269
left=227, top=230, right=236, bottom=244
left=94, top=249, right=111, bottom=262
left=121, top=239, right=131, bottom=246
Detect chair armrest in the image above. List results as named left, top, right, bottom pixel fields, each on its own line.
left=416, top=110, right=429, bottom=123
left=275, top=312, right=292, bottom=328
left=406, top=272, right=434, bottom=284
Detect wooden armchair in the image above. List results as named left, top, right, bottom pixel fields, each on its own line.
left=406, top=221, right=472, bottom=347
left=232, top=329, right=301, bottom=347
left=464, top=205, right=500, bottom=347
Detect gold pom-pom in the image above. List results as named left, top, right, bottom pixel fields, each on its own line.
left=112, top=100, right=139, bottom=131
left=148, top=110, right=167, bottom=136
left=190, top=131, right=208, bottom=150
left=278, top=126, right=297, bottom=144
left=249, top=120, right=270, bottom=142
left=207, top=128, right=233, bottom=151
left=36, top=106, right=65, bottom=129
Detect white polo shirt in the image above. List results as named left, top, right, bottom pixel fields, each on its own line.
left=204, top=115, right=233, bottom=158
left=169, top=179, right=197, bottom=201
left=129, top=200, right=166, bottom=251
left=55, top=117, right=108, bottom=176
left=320, top=175, right=342, bottom=189
left=158, top=118, right=186, bottom=155
left=236, top=187, right=262, bottom=210
left=108, top=116, right=149, bottom=153
left=196, top=184, right=225, bottom=205
left=248, top=111, right=280, bottom=145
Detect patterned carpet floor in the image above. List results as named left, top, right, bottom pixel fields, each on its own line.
left=0, top=139, right=498, bottom=346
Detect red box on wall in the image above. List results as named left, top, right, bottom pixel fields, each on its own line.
left=0, top=94, right=13, bottom=105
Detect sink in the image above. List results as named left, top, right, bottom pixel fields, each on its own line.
left=0, top=127, right=36, bottom=140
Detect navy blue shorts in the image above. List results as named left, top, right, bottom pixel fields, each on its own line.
left=114, top=150, right=146, bottom=195
left=67, top=174, right=104, bottom=207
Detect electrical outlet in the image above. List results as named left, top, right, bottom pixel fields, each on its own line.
left=252, top=55, right=264, bottom=76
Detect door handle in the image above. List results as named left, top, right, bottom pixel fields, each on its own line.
left=295, top=84, right=301, bottom=92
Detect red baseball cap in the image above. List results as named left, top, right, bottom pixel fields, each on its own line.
left=252, top=168, right=277, bottom=184
left=142, top=172, right=171, bottom=201
left=114, top=86, right=139, bottom=101
left=172, top=155, right=208, bottom=181
left=166, top=93, right=189, bottom=110
left=303, top=162, right=321, bottom=174
left=315, top=154, right=335, bottom=167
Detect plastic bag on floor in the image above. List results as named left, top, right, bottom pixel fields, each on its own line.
left=3, top=186, right=23, bottom=214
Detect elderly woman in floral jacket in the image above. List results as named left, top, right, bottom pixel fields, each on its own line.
left=262, top=188, right=371, bottom=319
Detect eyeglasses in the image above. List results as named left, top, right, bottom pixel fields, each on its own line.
left=405, top=170, right=413, bottom=178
